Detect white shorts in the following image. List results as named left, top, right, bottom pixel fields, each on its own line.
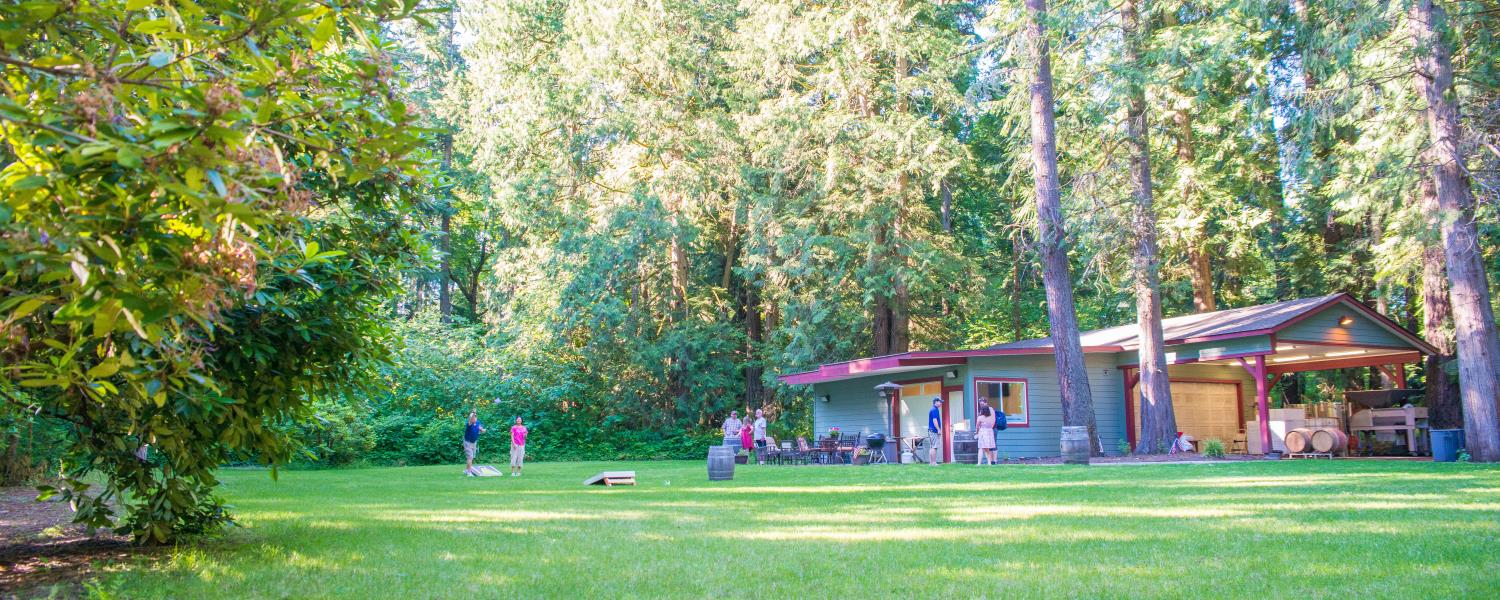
left=463, top=441, right=477, bottom=460
left=510, top=444, right=525, bottom=467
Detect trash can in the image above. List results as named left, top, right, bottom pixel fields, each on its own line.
left=1432, top=429, right=1465, bottom=462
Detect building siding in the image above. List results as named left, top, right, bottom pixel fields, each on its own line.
left=810, top=355, right=1125, bottom=459
left=966, top=354, right=1125, bottom=457
left=1277, top=306, right=1409, bottom=347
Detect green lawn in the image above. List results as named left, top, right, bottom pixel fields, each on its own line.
left=93, top=460, right=1500, bottom=598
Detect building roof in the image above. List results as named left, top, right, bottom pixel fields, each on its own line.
left=991, top=293, right=1358, bottom=351
left=778, top=293, right=1436, bottom=386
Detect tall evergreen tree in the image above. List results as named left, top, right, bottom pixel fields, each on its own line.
left=1023, top=0, right=1098, bottom=453
left=1408, top=0, right=1500, bottom=461
left=1122, top=0, right=1176, bottom=454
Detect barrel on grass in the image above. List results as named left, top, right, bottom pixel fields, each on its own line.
left=1060, top=426, right=1090, bottom=465
left=1310, top=428, right=1348, bottom=454
left=951, top=430, right=978, bottom=465
left=1284, top=428, right=1314, bottom=454
left=707, top=445, right=735, bottom=481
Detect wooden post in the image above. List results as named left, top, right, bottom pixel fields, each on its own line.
left=1395, top=363, right=1407, bottom=388
left=1123, top=367, right=1140, bottom=447
left=1239, top=356, right=1272, bottom=455
left=1255, top=356, right=1270, bottom=455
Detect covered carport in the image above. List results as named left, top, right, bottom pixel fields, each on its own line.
left=1120, top=294, right=1437, bottom=454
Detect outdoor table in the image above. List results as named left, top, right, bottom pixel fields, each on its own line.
left=817, top=437, right=839, bottom=464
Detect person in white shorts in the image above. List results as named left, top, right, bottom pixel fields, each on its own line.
left=463, top=412, right=486, bottom=476
left=509, top=417, right=528, bottom=476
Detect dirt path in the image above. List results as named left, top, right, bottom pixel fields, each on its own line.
left=0, top=486, right=140, bottom=598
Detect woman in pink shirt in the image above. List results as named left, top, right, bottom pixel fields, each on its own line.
left=510, top=417, right=528, bottom=477
left=739, top=420, right=754, bottom=451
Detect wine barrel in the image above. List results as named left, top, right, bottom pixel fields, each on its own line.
left=1310, top=428, right=1348, bottom=454
left=722, top=435, right=738, bottom=448
left=707, top=445, right=735, bottom=481
left=952, top=430, right=978, bottom=465
left=1284, top=428, right=1314, bottom=454
left=1060, top=426, right=1090, bottom=465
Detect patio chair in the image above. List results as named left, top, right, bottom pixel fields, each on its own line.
left=1230, top=432, right=1247, bottom=454
left=840, top=433, right=861, bottom=464
left=763, top=436, right=781, bottom=465
left=790, top=438, right=810, bottom=465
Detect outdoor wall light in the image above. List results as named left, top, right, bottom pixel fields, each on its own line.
left=816, top=395, right=831, bottom=403
left=944, top=370, right=958, bottom=379
left=1338, top=315, right=1354, bottom=326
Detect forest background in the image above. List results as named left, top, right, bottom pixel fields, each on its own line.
left=5, top=0, right=1498, bottom=472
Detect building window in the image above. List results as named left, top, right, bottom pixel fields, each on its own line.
left=974, top=377, right=1029, bottom=427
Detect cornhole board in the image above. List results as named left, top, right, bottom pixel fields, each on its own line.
left=471, top=465, right=503, bottom=477
left=582, top=471, right=636, bottom=487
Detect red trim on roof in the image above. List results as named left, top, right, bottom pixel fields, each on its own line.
left=1274, top=338, right=1419, bottom=351
left=1266, top=352, right=1424, bottom=375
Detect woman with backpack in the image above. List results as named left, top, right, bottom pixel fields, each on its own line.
left=975, top=400, right=997, bottom=465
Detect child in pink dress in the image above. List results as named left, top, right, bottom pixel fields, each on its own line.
left=510, top=417, right=528, bottom=477
left=740, top=421, right=754, bottom=451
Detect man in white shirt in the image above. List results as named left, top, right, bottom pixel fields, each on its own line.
left=722, top=411, right=742, bottom=447
left=752, top=409, right=768, bottom=464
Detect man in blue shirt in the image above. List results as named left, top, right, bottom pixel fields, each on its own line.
left=927, top=398, right=942, bottom=465
left=463, top=412, right=486, bottom=476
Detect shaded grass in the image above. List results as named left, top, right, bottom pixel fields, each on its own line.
left=95, top=461, right=1500, bottom=598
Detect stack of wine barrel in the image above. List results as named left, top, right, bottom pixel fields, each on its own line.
left=1283, top=426, right=1348, bottom=457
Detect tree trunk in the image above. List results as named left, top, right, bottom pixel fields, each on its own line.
left=890, top=50, right=912, bottom=354
left=437, top=11, right=456, bottom=323
left=1123, top=0, right=1176, bottom=454
left=871, top=216, right=893, bottom=356
left=667, top=196, right=690, bottom=317
left=1420, top=174, right=1462, bottom=429
left=1409, top=0, right=1500, bottom=462
left=411, top=275, right=425, bottom=319
left=1011, top=237, right=1024, bottom=341
left=1173, top=108, right=1215, bottom=312
left=745, top=281, right=765, bottom=408
left=438, top=212, right=452, bottom=321
left=1026, top=0, right=1099, bottom=453
left=940, top=179, right=953, bottom=233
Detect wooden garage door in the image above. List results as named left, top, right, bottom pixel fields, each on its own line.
left=1133, top=382, right=1241, bottom=444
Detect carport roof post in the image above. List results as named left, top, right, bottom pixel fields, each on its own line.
left=1237, top=356, right=1272, bottom=455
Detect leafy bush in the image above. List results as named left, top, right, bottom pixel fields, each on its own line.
left=287, top=399, right=377, bottom=467
left=0, top=403, right=70, bottom=485
left=368, top=413, right=431, bottom=466
left=1, top=0, right=430, bottom=542
left=1201, top=438, right=1227, bottom=459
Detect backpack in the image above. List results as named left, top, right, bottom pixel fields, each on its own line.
left=995, top=410, right=1007, bottom=431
